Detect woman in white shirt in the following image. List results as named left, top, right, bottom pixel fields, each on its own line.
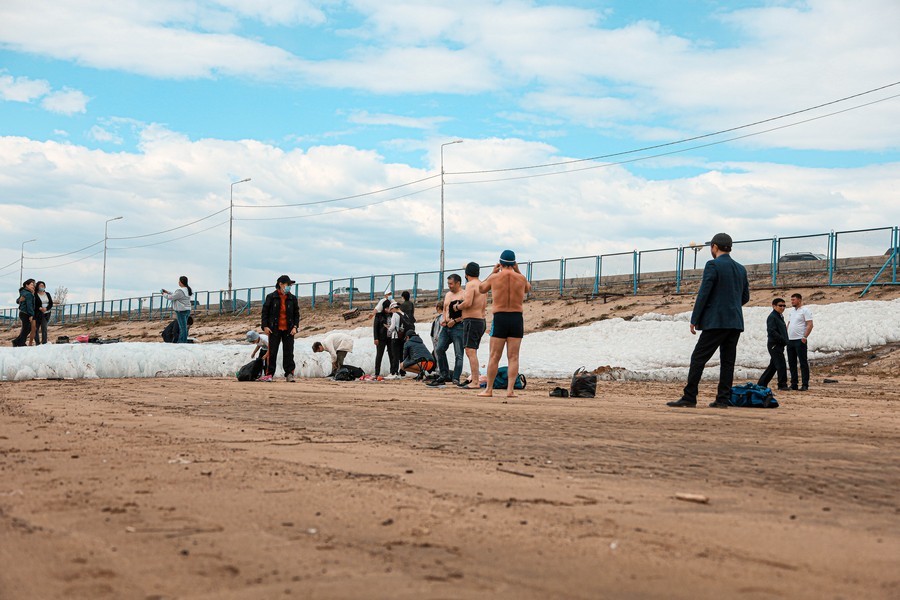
left=162, top=276, right=193, bottom=343
left=33, top=281, right=53, bottom=345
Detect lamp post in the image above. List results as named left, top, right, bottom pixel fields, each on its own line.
left=440, top=140, right=463, bottom=274
left=689, top=241, right=702, bottom=270
left=19, top=238, right=36, bottom=284
left=102, top=216, right=123, bottom=312
left=228, top=177, right=251, bottom=298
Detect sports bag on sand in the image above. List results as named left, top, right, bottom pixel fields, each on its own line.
left=493, top=366, right=526, bottom=390
left=334, top=365, right=365, bottom=381
left=570, top=367, right=597, bottom=398
left=236, top=357, right=265, bottom=382
left=729, top=383, right=779, bottom=408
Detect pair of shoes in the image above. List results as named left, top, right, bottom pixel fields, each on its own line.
left=427, top=377, right=447, bottom=388
left=386, top=374, right=400, bottom=380
left=790, top=385, right=799, bottom=390
left=777, top=385, right=790, bottom=391
left=456, top=379, right=472, bottom=389
left=258, top=374, right=274, bottom=382
left=799, top=386, right=809, bottom=392
left=708, top=401, right=730, bottom=409
left=666, top=397, right=697, bottom=408
left=285, top=373, right=295, bottom=383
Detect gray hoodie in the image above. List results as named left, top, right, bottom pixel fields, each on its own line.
left=166, top=288, right=192, bottom=312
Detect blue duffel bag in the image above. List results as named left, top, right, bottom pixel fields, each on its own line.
left=730, top=383, right=779, bottom=408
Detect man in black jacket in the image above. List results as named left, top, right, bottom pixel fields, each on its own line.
left=668, top=233, right=750, bottom=409
left=260, top=275, right=300, bottom=382
left=757, top=298, right=789, bottom=390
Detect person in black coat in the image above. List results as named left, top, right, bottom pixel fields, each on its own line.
left=372, top=298, right=390, bottom=377
left=668, top=233, right=750, bottom=409
left=757, top=298, right=789, bottom=390
left=260, top=275, right=301, bottom=381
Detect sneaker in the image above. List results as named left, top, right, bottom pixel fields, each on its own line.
left=777, top=385, right=790, bottom=391
left=666, top=397, right=697, bottom=408
left=258, top=375, right=274, bottom=382
left=708, top=401, right=730, bottom=409
left=427, top=377, right=448, bottom=388
left=286, top=373, right=295, bottom=383
left=799, top=385, right=809, bottom=392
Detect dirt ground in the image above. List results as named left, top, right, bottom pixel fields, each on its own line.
left=1, top=374, right=898, bottom=599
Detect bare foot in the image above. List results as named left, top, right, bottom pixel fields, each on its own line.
left=506, top=392, right=517, bottom=398
left=477, top=391, right=492, bottom=397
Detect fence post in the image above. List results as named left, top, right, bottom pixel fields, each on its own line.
left=632, top=251, right=638, bottom=295
left=675, top=247, right=683, bottom=294
left=828, top=230, right=835, bottom=285
left=311, top=283, right=316, bottom=309
left=349, top=277, right=355, bottom=309
left=390, top=275, right=395, bottom=298
left=771, top=237, right=779, bottom=287
left=328, top=280, right=334, bottom=306
left=894, top=226, right=899, bottom=284
left=413, top=273, right=419, bottom=301
left=593, top=256, right=600, bottom=296
left=558, top=258, right=565, bottom=296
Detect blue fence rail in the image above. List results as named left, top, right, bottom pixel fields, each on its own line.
left=3, top=226, right=898, bottom=329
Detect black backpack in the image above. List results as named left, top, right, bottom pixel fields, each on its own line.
left=570, top=367, right=597, bottom=398
left=396, top=312, right=414, bottom=338
left=334, top=365, right=365, bottom=381
left=236, top=357, right=265, bottom=382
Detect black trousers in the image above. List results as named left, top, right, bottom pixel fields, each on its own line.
left=13, top=314, right=32, bottom=347
left=682, top=328, right=741, bottom=403
left=389, top=338, right=404, bottom=375
left=787, top=339, right=810, bottom=388
left=374, top=338, right=388, bottom=376
left=267, top=329, right=296, bottom=376
left=758, top=344, right=787, bottom=388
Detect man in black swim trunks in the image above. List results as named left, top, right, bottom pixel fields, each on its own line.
left=456, top=262, right=487, bottom=388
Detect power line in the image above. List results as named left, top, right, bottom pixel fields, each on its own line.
left=0, top=258, right=19, bottom=271
left=25, top=239, right=104, bottom=261
left=447, top=92, right=900, bottom=186
left=448, top=80, right=900, bottom=176
left=108, top=207, right=230, bottom=240
left=27, top=249, right=105, bottom=271
left=109, top=220, right=229, bottom=250
left=234, top=185, right=440, bottom=221
left=232, top=174, right=441, bottom=209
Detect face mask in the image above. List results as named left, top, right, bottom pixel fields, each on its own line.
left=38, top=287, right=45, bottom=292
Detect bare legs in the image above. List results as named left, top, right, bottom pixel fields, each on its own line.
left=465, top=348, right=479, bottom=386
left=478, top=337, right=522, bottom=398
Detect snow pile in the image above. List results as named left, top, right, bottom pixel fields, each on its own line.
left=2, top=298, right=899, bottom=382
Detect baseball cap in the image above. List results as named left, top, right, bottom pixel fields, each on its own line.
left=499, top=249, right=516, bottom=265
left=246, top=330, right=259, bottom=342
left=276, top=275, right=295, bottom=285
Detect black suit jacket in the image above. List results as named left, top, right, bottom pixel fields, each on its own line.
left=690, top=253, right=750, bottom=331
left=766, top=309, right=788, bottom=347
left=261, top=291, right=300, bottom=331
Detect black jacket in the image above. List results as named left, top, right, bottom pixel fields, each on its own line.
left=402, top=334, right=434, bottom=368
left=161, top=319, right=179, bottom=343
left=373, top=311, right=389, bottom=341
left=766, top=309, right=788, bottom=347
left=690, top=254, right=750, bottom=331
left=34, top=291, right=53, bottom=322
left=261, top=290, right=300, bottom=331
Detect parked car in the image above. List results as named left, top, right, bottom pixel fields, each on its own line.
left=333, top=287, right=361, bottom=296
left=779, top=252, right=826, bottom=263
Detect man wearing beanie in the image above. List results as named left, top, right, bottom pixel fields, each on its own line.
left=668, top=233, right=750, bottom=409
left=456, top=261, right=487, bottom=388
left=478, top=250, right=531, bottom=397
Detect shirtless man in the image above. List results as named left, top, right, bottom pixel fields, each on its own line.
left=455, top=262, right=487, bottom=388
left=478, top=250, right=531, bottom=398
left=429, top=274, right=466, bottom=386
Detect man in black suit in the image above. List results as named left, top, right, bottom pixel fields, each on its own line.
left=668, top=233, right=750, bottom=409
left=757, top=298, right=789, bottom=390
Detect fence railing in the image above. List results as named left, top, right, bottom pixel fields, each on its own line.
left=3, top=226, right=898, bottom=329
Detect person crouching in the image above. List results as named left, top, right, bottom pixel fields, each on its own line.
left=401, top=329, right=436, bottom=381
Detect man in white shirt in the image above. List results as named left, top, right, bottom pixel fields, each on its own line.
left=786, top=293, right=814, bottom=391
left=313, top=332, right=355, bottom=376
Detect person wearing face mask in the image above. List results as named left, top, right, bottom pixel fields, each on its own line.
left=260, top=275, right=300, bottom=382
left=161, top=276, right=193, bottom=344
left=13, top=279, right=36, bottom=347
left=32, top=281, right=53, bottom=345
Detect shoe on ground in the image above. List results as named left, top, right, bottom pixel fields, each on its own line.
left=258, top=374, right=274, bottom=382
left=799, top=386, right=809, bottom=392
left=427, top=377, right=447, bottom=388
left=666, top=397, right=697, bottom=408
left=286, top=373, right=295, bottom=382
left=790, top=385, right=799, bottom=390
left=414, top=372, right=425, bottom=381
left=708, top=401, right=730, bottom=408
left=777, top=385, right=790, bottom=391
left=456, top=379, right=472, bottom=388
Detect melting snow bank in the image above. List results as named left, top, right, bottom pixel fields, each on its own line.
left=2, top=298, right=899, bottom=382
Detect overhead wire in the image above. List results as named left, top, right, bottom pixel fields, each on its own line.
left=108, top=207, right=230, bottom=240
left=232, top=174, right=441, bottom=209
left=25, top=239, right=104, bottom=260
left=27, top=249, right=105, bottom=271
left=447, top=80, right=900, bottom=176
left=109, top=219, right=230, bottom=250
left=446, top=92, right=900, bottom=186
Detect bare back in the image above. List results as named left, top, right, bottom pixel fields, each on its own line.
left=487, top=268, right=529, bottom=312
left=461, top=278, right=486, bottom=319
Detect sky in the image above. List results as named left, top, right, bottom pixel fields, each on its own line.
left=1, top=0, right=899, bottom=306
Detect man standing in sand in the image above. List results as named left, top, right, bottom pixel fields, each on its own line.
left=478, top=250, right=531, bottom=398
left=455, top=262, right=487, bottom=388
left=786, top=293, right=814, bottom=391
left=430, top=274, right=466, bottom=387
left=668, top=233, right=749, bottom=409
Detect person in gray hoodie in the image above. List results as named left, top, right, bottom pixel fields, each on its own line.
left=13, top=279, right=36, bottom=347
left=162, top=276, right=193, bottom=343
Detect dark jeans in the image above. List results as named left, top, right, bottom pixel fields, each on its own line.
left=267, top=329, right=296, bottom=376
left=682, top=329, right=741, bottom=403
left=374, top=338, right=388, bottom=376
left=787, top=339, right=810, bottom=388
left=38, top=313, right=49, bottom=345
left=758, top=344, right=787, bottom=388
left=434, top=324, right=465, bottom=382
left=175, top=310, right=190, bottom=343
left=13, top=314, right=32, bottom=347
left=389, top=338, right=404, bottom=375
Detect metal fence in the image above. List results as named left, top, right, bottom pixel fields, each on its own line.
left=3, top=226, right=898, bottom=329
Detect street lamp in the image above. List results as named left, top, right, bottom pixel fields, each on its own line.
left=689, top=241, right=702, bottom=270
left=440, top=140, right=463, bottom=274
left=102, top=216, right=123, bottom=312
left=19, top=238, right=36, bottom=284
left=229, top=177, right=251, bottom=298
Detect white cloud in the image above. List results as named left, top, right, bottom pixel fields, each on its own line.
left=211, top=0, right=326, bottom=26
left=347, top=111, right=450, bottom=130
left=88, top=125, right=123, bottom=145
left=41, top=89, right=90, bottom=115
left=0, top=73, right=50, bottom=102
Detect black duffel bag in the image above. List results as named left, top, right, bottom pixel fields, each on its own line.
left=570, top=367, right=597, bottom=398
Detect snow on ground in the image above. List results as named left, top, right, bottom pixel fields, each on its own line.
left=2, top=299, right=899, bottom=382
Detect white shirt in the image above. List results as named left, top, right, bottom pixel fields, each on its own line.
left=256, top=333, right=269, bottom=350
left=787, top=306, right=813, bottom=340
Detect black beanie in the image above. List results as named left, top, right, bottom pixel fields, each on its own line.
left=465, top=262, right=480, bottom=277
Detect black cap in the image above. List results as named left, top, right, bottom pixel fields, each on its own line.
left=404, top=328, right=416, bottom=338
left=277, top=275, right=295, bottom=285
left=708, top=233, right=733, bottom=249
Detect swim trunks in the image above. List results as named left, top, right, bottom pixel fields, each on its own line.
left=462, top=318, right=486, bottom=349
left=490, top=312, right=524, bottom=339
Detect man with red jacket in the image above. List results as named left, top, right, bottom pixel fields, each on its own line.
left=260, top=275, right=300, bottom=382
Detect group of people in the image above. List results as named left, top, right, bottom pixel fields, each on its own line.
left=668, top=233, right=814, bottom=409
left=11, top=279, right=54, bottom=347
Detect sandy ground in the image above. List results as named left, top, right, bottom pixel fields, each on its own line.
left=1, top=374, right=898, bottom=599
